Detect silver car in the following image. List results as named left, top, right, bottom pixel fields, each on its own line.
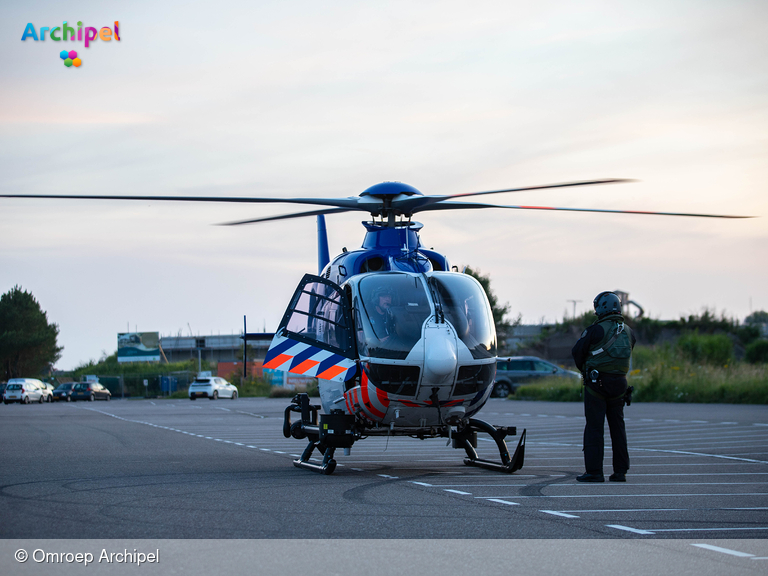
left=3, top=379, right=47, bottom=404
left=188, top=377, right=238, bottom=400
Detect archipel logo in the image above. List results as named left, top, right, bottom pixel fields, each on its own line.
left=21, top=21, right=121, bottom=68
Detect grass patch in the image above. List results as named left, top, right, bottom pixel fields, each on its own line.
left=632, top=363, right=768, bottom=404
left=513, top=377, right=583, bottom=402
left=511, top=354, right=768, bottom=404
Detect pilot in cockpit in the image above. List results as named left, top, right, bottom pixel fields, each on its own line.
left=368, top=286, right=394, bottom=341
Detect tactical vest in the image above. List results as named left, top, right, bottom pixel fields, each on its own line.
left=585, top=314, right=632, bottom=375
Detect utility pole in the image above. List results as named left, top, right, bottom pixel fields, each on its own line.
left=567, top=299, right=581, bottom=319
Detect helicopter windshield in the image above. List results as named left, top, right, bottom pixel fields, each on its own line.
left=430, top=272, right=497, bottom=359
left=356, top=274, right=432, bottom=360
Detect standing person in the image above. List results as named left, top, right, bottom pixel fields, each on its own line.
left=572, top=291, right=636, bottom=482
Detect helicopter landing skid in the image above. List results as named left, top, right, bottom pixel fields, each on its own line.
left=294, top=439, right=337, bottom=475
left=283, top=394, right=526, bottom=475
left=456, top=418, right=526, bottom=473
left=284, top=394, right=348, bottom=475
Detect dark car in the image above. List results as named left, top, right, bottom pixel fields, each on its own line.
left=70, top=382, right=112, bottom=402
left=492, top=356, right=581, bottom=397
left=53, top=382, right=78, bottom=402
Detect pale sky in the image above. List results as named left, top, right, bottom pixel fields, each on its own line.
left=1, top=0, right=766, bottom=369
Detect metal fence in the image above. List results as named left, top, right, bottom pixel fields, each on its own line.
left=88, top=372, right=198, bottom=398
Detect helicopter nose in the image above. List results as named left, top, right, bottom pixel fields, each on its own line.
left=424, top=326, right=458, bottom=379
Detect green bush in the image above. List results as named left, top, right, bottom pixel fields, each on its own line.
left=269, top=386, right=297, bottom=398
left=746, top=340, right=768, bottom=364
left=513, top=377, right=583, bottom=402
left=508, top=359, right=768, bottom=404
left=631, top=363, right=768, bottom=404
left=630, top=343, right=675, bottom=370
left=676, top=332, right=733, bottom=365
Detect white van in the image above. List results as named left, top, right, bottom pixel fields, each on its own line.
left=3, top=378, right=47, bottom=404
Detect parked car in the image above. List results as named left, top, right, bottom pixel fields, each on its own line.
left=3, top=378, right=47, bottom=404
left=492, top=356, right=581, bottom=397
left=53, top=382, right=77, bottom=402
left=189, top=377, right=238, bottom=400
left=40, top=382, right=54, bottom=402
left=70, top=382, right=112, bottom=401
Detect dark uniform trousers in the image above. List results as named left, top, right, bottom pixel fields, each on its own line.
left=583, top=373, right=630, bottom=475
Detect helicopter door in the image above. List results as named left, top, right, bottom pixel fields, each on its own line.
left=263, top=274, right=358, bottom=383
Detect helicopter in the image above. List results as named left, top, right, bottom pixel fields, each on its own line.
left=1, top=179, right=750, bottom=475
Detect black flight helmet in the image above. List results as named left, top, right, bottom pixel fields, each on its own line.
left=593, top=291, right=622, bottom=318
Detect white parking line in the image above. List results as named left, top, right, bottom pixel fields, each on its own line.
left=444, top=489, right=472, bottom=495
left=627, top=447, right=768, bottom=464
left=485, top=499, right=520, bottom=506
left=410, top=482, right=433, bottom=487
left=562, top=509, right=685, bottom=513
left=692, top=544, right=754, bottom=557
left=606, top=525, right=654, bottom=535
left=541, top=510, right=579, bottom=518
left=652, top=527, right=768, bottom=533
left=473, top=493, right=768, bottom=499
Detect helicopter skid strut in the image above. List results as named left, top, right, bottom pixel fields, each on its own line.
left=456, top=418, right=526, bottom=474
left=294, top=438, right=337, bottom=475
left=283, top=394, right=525, bottom=475
left=284, top=394, right=347, bottom=475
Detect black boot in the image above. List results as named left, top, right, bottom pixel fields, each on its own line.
left=576, top=472, right=605, bottom=482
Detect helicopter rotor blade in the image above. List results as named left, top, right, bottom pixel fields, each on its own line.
left=217, top=207, right=354, bottom=226
left=411, top=201, right=753, bottom=219
left=0, top=193, right=365, bottom=210
left=392, top=178, right=635, bottom=213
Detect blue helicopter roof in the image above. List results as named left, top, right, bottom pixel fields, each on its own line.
left=359, top=182, right=423, bottom=198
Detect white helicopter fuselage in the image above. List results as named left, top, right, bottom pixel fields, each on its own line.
left=267, top=267, right=498, bottom=430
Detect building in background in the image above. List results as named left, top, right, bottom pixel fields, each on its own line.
left=159, top=334, right=273, bottom=365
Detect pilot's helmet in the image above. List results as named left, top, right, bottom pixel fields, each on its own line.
left=593, top=291, right=622, bottom=318
left=372, top=286, right=393, bottom=300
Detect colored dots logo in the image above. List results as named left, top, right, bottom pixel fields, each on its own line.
left=59, top=49, right=81, bottom=68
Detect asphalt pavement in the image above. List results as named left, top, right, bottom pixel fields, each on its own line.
left=2, top=397, right=766, bottom=541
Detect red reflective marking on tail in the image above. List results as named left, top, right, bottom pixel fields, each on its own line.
left=519, top=205, right=556, bottom=210
left=263, top=353, right=292, bottom=369
left=291, top=359, right=319, bottom=375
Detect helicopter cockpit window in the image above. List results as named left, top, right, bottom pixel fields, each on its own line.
left=284, top=279, right=354, bottom=356
left=430, top=273, right=497, bottom=359
left=356, top=274, right=431, bottom=360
